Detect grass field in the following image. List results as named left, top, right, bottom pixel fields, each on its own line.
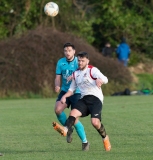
left=0, top=96, right=153, bottom=160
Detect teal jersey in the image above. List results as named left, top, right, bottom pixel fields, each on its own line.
left=56, top=57, right=80, bottom=93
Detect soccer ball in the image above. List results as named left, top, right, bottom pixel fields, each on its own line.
left=44, top=2, right=59, bottom=17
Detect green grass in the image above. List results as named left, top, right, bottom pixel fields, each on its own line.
left=0, top=96, right=153, bottom=160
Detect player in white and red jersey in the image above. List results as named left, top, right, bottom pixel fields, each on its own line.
left=71, top=64, right=108, bottom=103
left=53, top=51, right=111, bottom=151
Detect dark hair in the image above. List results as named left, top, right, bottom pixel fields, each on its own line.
left=77, top=51, right=89, bottom=59
left=63, top=42, right=75, bottom=49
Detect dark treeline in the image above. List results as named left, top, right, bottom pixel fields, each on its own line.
left=1, top=0, right=153, bottom=59
left=0, top=28, right=132, bottom=97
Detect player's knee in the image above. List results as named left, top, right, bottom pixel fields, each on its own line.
left=70, top=109, right=81, bottom=117
left=55, top=105, right=63, bottom=115
left=55, top=107, right=61, bottom=115
left=55, top=101, right=67, bottom=114
left=91, top=118, right=100, bottom=129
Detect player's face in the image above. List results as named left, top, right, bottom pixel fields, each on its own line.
left=78, top=56, right=89, bottom=70
left=64, top=46, right=75, bottom=61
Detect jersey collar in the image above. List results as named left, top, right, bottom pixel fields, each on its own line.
left=66, top=56, right=75, bottom=63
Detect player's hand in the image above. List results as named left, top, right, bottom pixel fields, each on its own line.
left=60, top=96, right=66, bottom=104
left=55, top=86, right=60, bottom=93
left=96, top=79, right=103, bottom=88
left=66, top=75, right=73, bottom=83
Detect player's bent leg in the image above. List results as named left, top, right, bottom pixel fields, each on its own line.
left=55, top=101, right=67, bottom=126
left=91, top=118, right=111, bottom=151
left=57, top=112, right=67, bottom=126
left=55, top=101, right=74, bottom=143
left=97, top=123, right=111, bottom=151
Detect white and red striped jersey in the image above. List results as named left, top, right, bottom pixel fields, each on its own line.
left=69, top=65, right=108, bottom=103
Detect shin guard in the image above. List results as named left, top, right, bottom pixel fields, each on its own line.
left=97, top=123, right=107, bottom=138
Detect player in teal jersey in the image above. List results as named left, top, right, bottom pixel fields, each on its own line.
left=54, top=43, right=89, bottom=151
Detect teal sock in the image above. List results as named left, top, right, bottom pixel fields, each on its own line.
left=74, top=121, right=87, bottom=143
left=57, top=112, right=67, bottom=126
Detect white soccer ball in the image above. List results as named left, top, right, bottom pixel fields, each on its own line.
left=44, top=2, right=59, bottom=17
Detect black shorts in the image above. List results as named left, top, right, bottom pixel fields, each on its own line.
left=74, top=95, right=102, bottom=121
left=56, top=91, right=81, bottom=109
